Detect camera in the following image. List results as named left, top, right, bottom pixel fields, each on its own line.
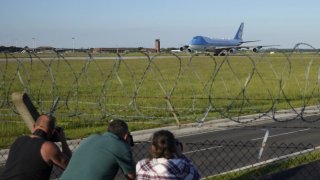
left=50, top=126, right=62, bottom=142
left=33, top=126, right=62, bottom=142
left=127, top=133, right=134, bottom=147
left=175, top=140, right=183, bottom=150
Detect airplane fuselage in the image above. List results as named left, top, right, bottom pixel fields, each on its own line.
left=188, top=36, right=243, bottom=52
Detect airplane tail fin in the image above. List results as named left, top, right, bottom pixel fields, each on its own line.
left=234, top=22, right=244, bottom=40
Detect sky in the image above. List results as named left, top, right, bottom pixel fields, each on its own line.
left=1, top=0, right=319, bottom=49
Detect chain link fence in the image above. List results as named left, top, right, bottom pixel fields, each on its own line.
left=1, top=139, right=319, bottom=179
left=1, top=45, right=320, bottom=179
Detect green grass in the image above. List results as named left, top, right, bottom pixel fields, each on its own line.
left=1, top=52, right=320, bottom=148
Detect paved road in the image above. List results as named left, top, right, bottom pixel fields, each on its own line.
left=184, top=115, right=320, bottom=177
left=179, top=115, right=320, bottom=145
left=132, top=115, right=320, bottom=178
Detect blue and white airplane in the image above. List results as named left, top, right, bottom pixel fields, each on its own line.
left=178, top=22, right=275, bottom=55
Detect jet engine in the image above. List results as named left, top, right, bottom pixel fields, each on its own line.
left=228, top=48, right=237, bottom=54
left=252, top=46, right=262, bottom=53
left=179, top=45, right=192, bottom=53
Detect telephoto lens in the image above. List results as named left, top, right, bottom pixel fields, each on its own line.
left=50, top=126, right=62, bottom=142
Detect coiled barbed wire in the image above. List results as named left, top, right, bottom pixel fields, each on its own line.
left=0, top=43, right=320, bottom=126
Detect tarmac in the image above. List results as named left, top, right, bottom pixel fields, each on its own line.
left=131, top=105, right=320, bottom=141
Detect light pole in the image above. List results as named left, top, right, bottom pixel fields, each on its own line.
left=72, top=37, right=75, bottom=53
left=32, top=38, right=35, bottom=52
left=13, top=39, right=18, bottom=47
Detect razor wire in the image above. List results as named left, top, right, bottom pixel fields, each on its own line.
left=1, top=43, right=320, bottom=126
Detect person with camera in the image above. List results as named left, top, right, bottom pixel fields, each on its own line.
left=136, top=130, right=200, bottom=180
left=61, top=119, right=136, bottom=180
left=1, top=114, right=72, bottom=180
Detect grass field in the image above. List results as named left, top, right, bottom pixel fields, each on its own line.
left=1, top=51, right=320, bottom=148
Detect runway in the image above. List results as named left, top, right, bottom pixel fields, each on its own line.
left=132, top=115, right=320, bottom=178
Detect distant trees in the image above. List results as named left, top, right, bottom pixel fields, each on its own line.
left=0, top=46, right=24, bottom=53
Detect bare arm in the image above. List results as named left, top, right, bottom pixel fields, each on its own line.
left=41, top=142, right=70, bottom=170
left=126, top=172, right=136, bottom=180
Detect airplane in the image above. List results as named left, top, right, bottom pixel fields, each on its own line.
left=178, top=22, right=277, bottom=56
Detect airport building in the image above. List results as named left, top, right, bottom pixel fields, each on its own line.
left=155, top=39, right=160, bottom=53
left=1, top=39, right=162, bottom=53
left=90, top=39, right=161, bottom=53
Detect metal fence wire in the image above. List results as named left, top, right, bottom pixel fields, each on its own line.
left=0, top=44, right=320, bottom=127
left=1, top=44, right=320, bottom=179
left=1, top=139, right=320, bottom=179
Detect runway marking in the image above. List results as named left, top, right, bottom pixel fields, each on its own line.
left=177, top=129, right=221, bottom=138
left=184, top=145, right=223, bottom=154
left=251, top=128, right=310, bottom=141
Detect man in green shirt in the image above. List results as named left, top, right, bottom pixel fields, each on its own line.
left=61, top=119, right=136, bottom=180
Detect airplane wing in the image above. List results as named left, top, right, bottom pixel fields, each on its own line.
left=214, top=45, right=279, bottom=52
left=240, top=40, right=261, bottom=43
left=202, top=44, right=279, bottom=55
left=236, top=45, right=280, bottom=52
